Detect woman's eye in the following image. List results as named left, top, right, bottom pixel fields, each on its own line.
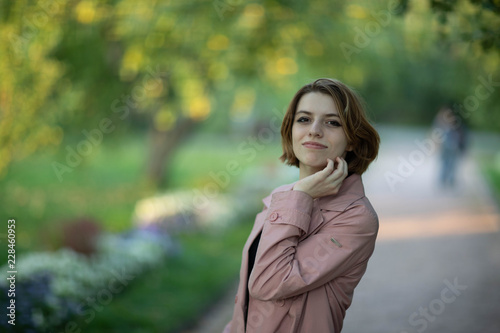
left=296, top=117, right=309, bottom=123
left=327, top=120, right=341, bottom=127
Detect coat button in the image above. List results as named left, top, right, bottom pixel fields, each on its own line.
left=269, top=212, right=279, bottom=222
left=275, top=299, right=285, bottom=306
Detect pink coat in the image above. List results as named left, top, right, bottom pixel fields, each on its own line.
left=224, top=174, right=378, bottom=333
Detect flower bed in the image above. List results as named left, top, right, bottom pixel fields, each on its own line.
left=0, top=227, right=176, bottom=332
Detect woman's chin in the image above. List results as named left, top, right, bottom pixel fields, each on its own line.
left=300, top=159, right=328, bottom=170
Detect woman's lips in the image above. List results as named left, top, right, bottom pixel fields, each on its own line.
left=302, top=141, right=327, bottom=149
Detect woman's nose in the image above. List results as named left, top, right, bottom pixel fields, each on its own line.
left=308, top=121, right=323, bottom=137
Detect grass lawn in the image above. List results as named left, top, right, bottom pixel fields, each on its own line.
left=166, top=132, right=282, bottom=190
left=0, top=134, right=149, bottom=258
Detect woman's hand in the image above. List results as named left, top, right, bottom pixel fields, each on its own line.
left=293, top=157, right=348, bottom=199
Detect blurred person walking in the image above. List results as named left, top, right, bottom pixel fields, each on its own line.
left=433, top=105, right=468, bottom=189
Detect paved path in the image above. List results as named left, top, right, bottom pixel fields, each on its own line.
left=343, top=127, right=500, bottom=333
left=184, top=126, right=500, bottom=333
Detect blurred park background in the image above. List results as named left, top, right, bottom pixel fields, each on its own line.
left=0, top=0, right=499, bottom=332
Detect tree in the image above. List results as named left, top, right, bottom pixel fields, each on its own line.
left=0, top=0, right=350, bottom=185
left=2, top=0, right=497, bottom=185
left=0, top=0, right=67, bottom=178
left=397, top=0, right=500, bottom=52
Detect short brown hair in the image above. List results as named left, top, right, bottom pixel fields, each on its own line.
left=280, top=78, right=379, bottom=175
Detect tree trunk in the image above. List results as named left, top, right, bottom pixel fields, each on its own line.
left=146, top=117, right=196, bottom=187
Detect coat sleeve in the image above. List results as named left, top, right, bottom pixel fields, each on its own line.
left=248, top=189, right=378, bottom=301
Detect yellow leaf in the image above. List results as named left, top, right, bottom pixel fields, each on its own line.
left=188, top=96, right=211, bottom=121
left=75, top=1, right=96, bottom=24
left=238, top=3, right=265, bottom=29
left=154, top=108, right=177, bottom=132
left=276, top=57, right=298, bottom=75
left=346, top=5, right=368, bottom=20
left=120, top=45, right=144, bottom=80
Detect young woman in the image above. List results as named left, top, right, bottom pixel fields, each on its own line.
left=224, top=78, right=380, bottom=333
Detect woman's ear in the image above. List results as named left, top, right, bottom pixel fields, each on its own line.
left=346, top=144, right=353, bottom=152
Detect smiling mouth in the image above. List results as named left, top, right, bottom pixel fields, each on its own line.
left=302, top=141, right=327, bottom=149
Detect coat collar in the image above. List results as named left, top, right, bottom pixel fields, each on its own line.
left=262, top=173, right=365, bottom=212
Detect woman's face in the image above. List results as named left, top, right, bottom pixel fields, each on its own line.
left=292, top=92, right=351, bottom=173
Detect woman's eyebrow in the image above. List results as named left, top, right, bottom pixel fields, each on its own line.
left=296, top=110, right=340, bottom=118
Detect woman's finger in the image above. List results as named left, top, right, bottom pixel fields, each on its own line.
left=324, top=157, right=347, bottom=190
left=319, top=158, right=334, bottom=177
left=328, top=157, right=344, bottom=179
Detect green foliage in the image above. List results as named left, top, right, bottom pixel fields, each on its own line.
left=0, top=1, right=66, bottom=177
left=399, top=0, right=500, bottom=51
left=2, top=0, right=498, bottom=179
left=481, top=154, right=500, bottom=204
